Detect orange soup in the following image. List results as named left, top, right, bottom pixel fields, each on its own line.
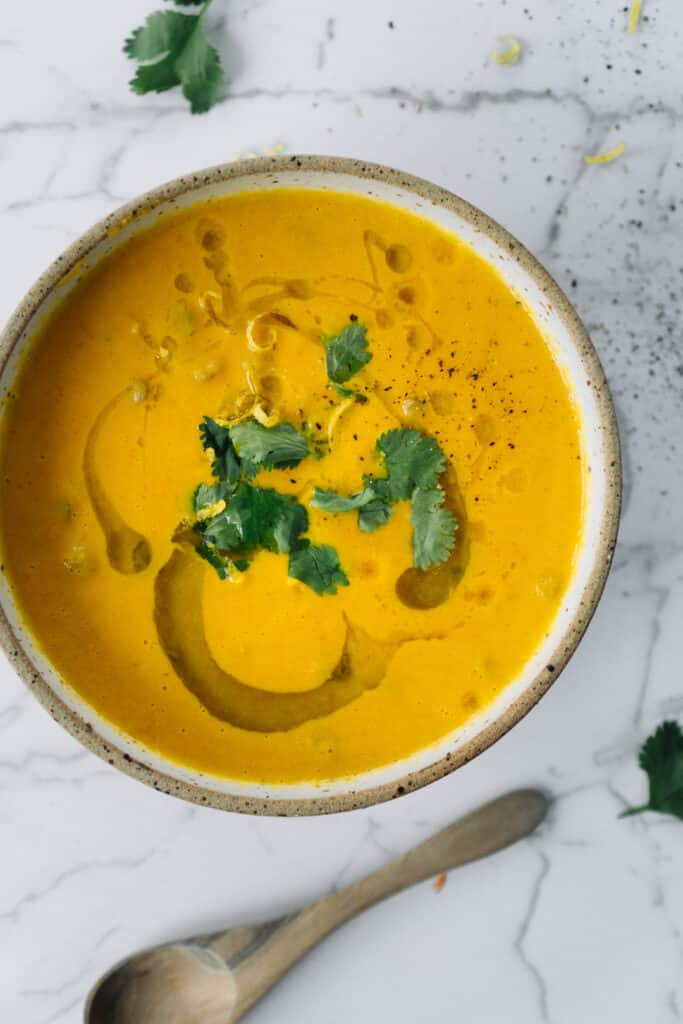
left=0, top=189, right=583, bottom=783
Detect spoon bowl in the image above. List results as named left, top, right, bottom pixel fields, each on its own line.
left=88, top=945, right=238, bottom=1024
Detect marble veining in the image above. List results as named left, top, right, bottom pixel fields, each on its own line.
left=1, top=1, right=682, bottom=1021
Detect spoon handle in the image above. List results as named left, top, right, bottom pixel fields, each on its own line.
left=227, top=788, right=547, bottom=1021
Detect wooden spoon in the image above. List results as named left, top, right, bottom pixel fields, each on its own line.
left=85, top=789, right=547, bottom=1023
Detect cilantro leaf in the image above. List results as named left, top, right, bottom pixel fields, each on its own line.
left=199, top=416, right=311, bottom=483
left=196, top=483, right=307, bottom=559
left=410, top=487, right=457, bottom=569
left=195, top=483, right=345, bottom=596
left=200, top=484, right=292, bottom=554
left=325, top=323, right=372, bottom=384
left=124, top=0, right=224, bottom=114
left=307, top=428, right=457, bottom=567
left=193, top=480, right=232, bottom=513
left=199, top=417, right=241, bottom=483
left=311, top=483, right=393, bottom=534
left=130, top=53, right=185, bottom=94
left=191, top=415, right=342, bottom=594
left=229, top=421, right=310, bottom=479
left=376, top=429, right=446, bottom=501
left=311, top=486, right=374, bottom=513
left=288, top=543, right=349, bottom=595
left=358, top=493, right=393, bottom=533
left=124, top=10, right=193, bottom=62
left=621, top=721, right=683, bottom=820
left=267, top=500, right=309, bottom=554
left=174, top=16, right=223, bottom=113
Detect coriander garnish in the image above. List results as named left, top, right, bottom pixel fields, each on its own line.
left=191, top=325, right=456, bottom=588
left=199, top=418, right=241, bottom=483
left=288, top=542, right=349, bottom=596
left=229, top=420, right=311, bottom=478
left=375, top=429, right=447, bottom=501
left=621, top=721, right=683, bottom=821
left=311, top=428, right=458, bottom=569
left=410, top=486, right=457, bottom=569
left=124, top=0, right=224, bottom=114
left=324, top=322, right=372, bottom=384
left=199, top=416, right=310, bottom=482
left=192, top=416, right=348, bottom=596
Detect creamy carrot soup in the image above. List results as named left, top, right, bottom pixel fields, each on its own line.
left=0, top=189, right=583, bottom=783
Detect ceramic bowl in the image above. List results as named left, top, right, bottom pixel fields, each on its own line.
left=0, top=156, right=621, bottom=814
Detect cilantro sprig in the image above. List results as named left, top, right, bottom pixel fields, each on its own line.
left=124, top=0, right=224, bottom=114
left=621, top=721, right=683, bottom=821
left=325, top=322, right=372, bottom=385
left=197, top=482, right=305, bottom=557
left=410, top=487, right=457, bottom=569
left=199, top=418, right=241, bottom=483
left=311, top=428, right=457, bottom=569
left=288, top=543, right=349, bottom=596
left=199, top=417, right=310, bottom=481
left=192, top=417, right=348, bottom=596
left=229, top=420, right=311, bottom=479
left=376, top=430, right=446, bottom=501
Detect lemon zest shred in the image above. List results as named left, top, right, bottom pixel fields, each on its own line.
left=246, top=315, right=277, bottom=352
left=196, top=500, right=226, bottom=523
left=326, top=397, right=356, bottom=446
left=244, top=364, right=259, bottom=395
left=493, top=36, right=521, bottom=66
left=627, top=0, right=643, bottom=34
left=251, top=401, right=280, bottom=428
left=583, top=143, right=625, bottom=165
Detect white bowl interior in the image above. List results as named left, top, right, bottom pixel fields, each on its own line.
left=0, top=166, right=613, bottom=803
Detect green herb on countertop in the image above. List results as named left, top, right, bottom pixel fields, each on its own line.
left=620, top=721, right=683, bottom=821
left=124, top=0, right=224, bottom=114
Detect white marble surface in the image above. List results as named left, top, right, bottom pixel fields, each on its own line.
left=2, top=1, right=683, bottom=1021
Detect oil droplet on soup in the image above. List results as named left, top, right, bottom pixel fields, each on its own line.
left=0, top=189, right=583, bottom=784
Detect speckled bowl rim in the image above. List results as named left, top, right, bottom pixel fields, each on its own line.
left=0, top=155, right=621, bottom=815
